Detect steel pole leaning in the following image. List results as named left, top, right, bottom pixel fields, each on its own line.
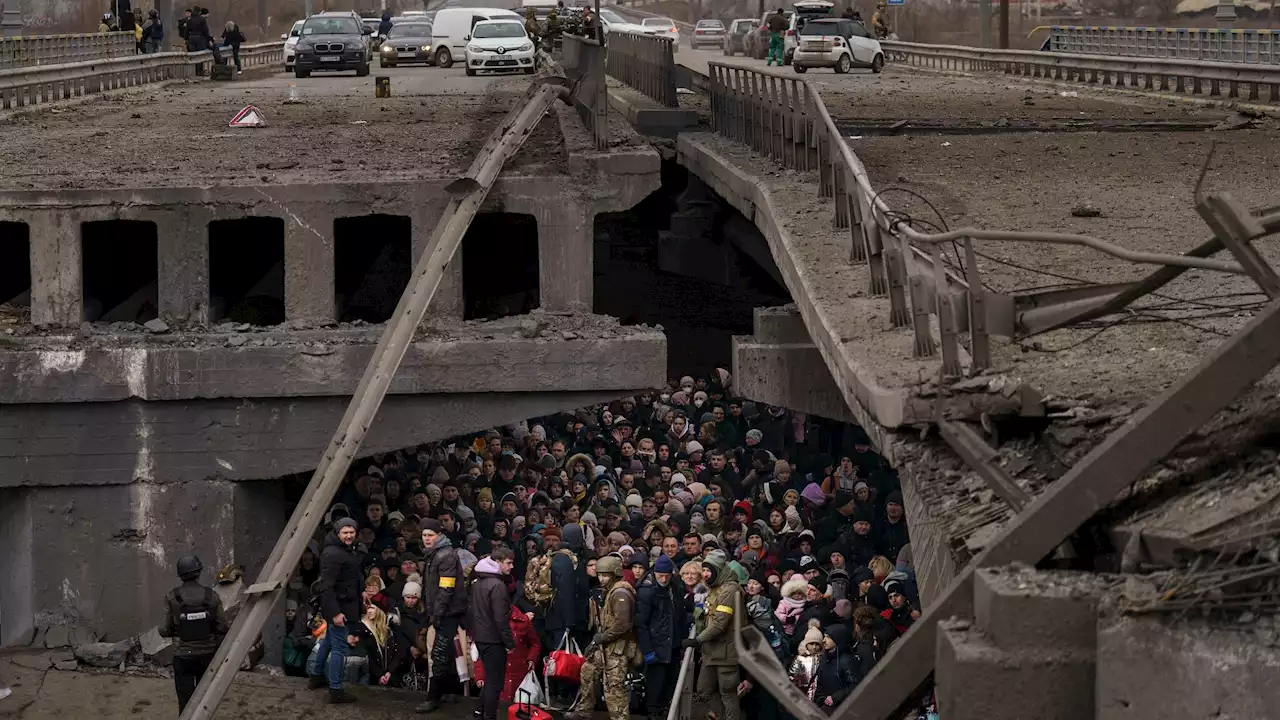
left=177, top=83, right=563, bottom=720
left=666, top=626, right=698, bottom=720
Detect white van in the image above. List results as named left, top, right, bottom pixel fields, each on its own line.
left=431, top=7, right=521, bottom=68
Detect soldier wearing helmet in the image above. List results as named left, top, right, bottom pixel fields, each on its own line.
left=158, top=554, right=229, bottom=713
left=871, top=1, right=891, bottom=39
left=568, top=555, right=636, bottom=720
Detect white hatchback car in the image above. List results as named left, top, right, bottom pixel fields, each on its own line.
left=282, top=19, right=305, bottom=71
left=464, top=19, right=536, bottom=76
left=791, top=17, right=884, bottom=73
left=640, top=17, right=680, bottom=51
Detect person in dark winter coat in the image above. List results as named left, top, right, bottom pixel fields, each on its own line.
left=838, top=507, right=878, bottom=568
left=876, top=491, right=910, bottom=561
left=635, top=553, right=687, bottom=718
left=547, top=523, right=590, bottom=645
left=417, top=518, right=466, bottom=714
left=468, top=547, right=516, bottom=720
left=310, top=517, right=363, bottom=703
left=813, top=624, right=859, bottom=712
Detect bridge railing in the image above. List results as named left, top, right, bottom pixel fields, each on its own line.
left=0, top=31, right=137, bottom=70
left=1040, top=25, right=1280, bottom=65
left=705, top=59, right=1260, bottom=378
left=606, top=30, right=678, bottom=107
left=0, top=42, right=282, bottom=111
left=884, top=39, right=1280, bottom=103
left=561, top=33, right=609, bottom=150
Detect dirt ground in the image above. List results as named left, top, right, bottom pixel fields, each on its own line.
left=0, top=70, right=564, bottom=191
left=0, top=655, right=436, bottom=720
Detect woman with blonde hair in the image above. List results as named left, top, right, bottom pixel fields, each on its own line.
left=868, top=556, right=893, bottom=584
left=352, top=604, right=411, bottom=686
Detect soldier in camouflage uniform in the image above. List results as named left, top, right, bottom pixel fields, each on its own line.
left=567, top=556, right=635, bottom=720
left=683, top=553, right=743, bottom=720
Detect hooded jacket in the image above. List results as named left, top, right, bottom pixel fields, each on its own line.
left=467, top=557, right=515, bottom=648
left=317, top=530, right=364, bottom=623
left=423, top=536, right=466, bottom=624
left=547, top=523, right=590, bottom=635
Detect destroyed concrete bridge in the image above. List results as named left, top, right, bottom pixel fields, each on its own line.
left=4, top=4, right=1280, bottom=719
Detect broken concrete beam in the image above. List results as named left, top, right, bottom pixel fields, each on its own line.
left=731, top=336, right=858, bottom=424
left=54, top=660, right=79, bottom=671
left=936, top=619, right=1094, bottom=720
left=139, top=627, right=175, bottom=666
left=43, top=625, right=71, bottom=648
left=752, top=305, right=811, bottom=344
left=973, top=567, right=1100, bottom=652
left=74, top=640, right=132, bottom=668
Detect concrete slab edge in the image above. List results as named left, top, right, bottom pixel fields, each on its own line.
left=676, top=133, right=909, bottom=435
left=607, top=88, right=700, bottom=132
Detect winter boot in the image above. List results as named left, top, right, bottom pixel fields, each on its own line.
left=328, top=688, right=356, bottom=704
left=307, top=675, right=327, bottom=690
left=416, top=699, right=442, bottom=714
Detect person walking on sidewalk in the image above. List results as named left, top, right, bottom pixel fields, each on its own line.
left=469, top=546, right=516, bottom=720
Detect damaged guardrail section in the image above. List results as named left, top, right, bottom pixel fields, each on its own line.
left=0, top=42, right=283, bottom=110
left=560, top=33, right=609, bottom=150
left=606, top=30, right=678, bottom=108
left=883, top=40, right=1280, bottom=104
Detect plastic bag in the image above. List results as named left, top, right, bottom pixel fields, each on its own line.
left=518, top=669, right=546, bottom=707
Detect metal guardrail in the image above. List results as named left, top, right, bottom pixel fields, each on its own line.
left=606, top=30, right=678, bottom=107
left=704, top=58, right=1256, bottom=378
left=0, top=31, right=136, bottom=70
left=1038, top=25, right=1280, bottom=65
left=0, top=43, right=283, bottom=111
left=562, top=33, right=609, bottom=150
left=884, top=39, right=1280, bottom=104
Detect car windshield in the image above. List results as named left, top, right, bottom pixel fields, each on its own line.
left=642, top=17, right=675, bottom=26
left=732, top=20, right=752, bottom=31
left=290, top=21, right=304, bottom=36
left=696, top=20, right=723, bottom=28
left=599, top=9, right=625, bottom=23
left=302, top=17, right=360, bottom=35
left=473, top=22, right=526, bottom=38
left=390, top=23, right=431, bottom=37
left=799, top=20, right=840, bottom=34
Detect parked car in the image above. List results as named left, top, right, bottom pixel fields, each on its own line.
left=691, top=19, right=725, bottom=49
left=597, top=8, right=648, bottom=39
left=722, top=17, right=754, bottom=55
left=379, top=21, right=434, bottom=67
left=431, top=6, right=520, bottom=68
left=282, top=19, right=304, bottom=71
left=785, top=0, right=835, bottom=64
left=293, top=12, right=373, bottom=78
left=640, top=16, right=680, bottom=51
left=463, top=18, right=536, bottom=76
left=791, top=17, right=883, bottom=73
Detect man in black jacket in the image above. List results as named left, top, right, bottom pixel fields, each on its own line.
left=469, top=546, right=516, bottom=720
left=417, top=518, right=466, bottom=714
left=309, top=517, right=362, bottom=704
left=635, top=553, right=686, bottom=720
left=158, top=554, right=229, bottom=713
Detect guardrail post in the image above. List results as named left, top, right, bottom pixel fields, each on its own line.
left=962, top=236, right=990, bottom=372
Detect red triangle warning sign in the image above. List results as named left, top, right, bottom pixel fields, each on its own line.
left=229, top=105, right=267, bottom=128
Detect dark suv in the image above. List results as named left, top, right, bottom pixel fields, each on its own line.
left=293, top=13, right=372, bottom=78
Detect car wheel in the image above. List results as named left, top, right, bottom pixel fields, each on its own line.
left=523, top=66, right=535, bottom=74
left=436, top=46, right=453, bottom=68
left=294, top=67, right=309, bottom=78
left=835, top=53, right=851, bottom=73
left=356, top=63, right=370, bottom=77
left=793, top=64, right=807, bottom=73
left=465, top=66, right=476, bottom=76
left=380, top=60, right=395, bottom=68
left=871, top=53, right=884, bottom=73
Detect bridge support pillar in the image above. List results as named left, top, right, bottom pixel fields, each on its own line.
left=731, top=305, right=858, bottom=423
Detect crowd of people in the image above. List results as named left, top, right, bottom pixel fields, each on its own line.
left=97, top=5, right=245, bottom=72
left=283, top=371, right=933, bottom=718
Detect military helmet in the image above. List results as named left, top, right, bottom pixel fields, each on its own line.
left=176, top=554, right=204, bottom=579
left=597, top=555, right=623, bottom=576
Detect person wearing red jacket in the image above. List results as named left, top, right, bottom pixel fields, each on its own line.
left=474, top=605, right=543, bottom=703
